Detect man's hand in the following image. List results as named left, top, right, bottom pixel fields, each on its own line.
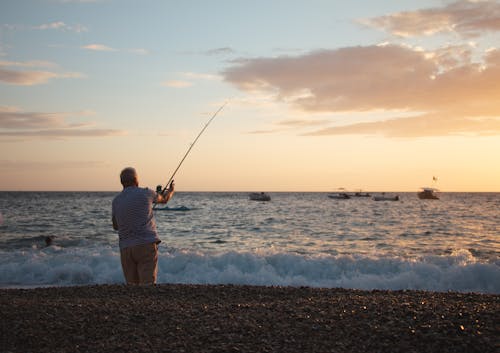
left=156, top=180, right=175, bottom=204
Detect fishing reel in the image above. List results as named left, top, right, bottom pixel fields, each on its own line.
left=156, top=180, right=174, bottom=194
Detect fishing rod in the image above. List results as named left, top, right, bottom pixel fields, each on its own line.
left=154, top=101, right=228, bottom=206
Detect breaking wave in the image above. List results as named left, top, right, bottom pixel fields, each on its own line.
left=1, top=247, right=498, bottom=294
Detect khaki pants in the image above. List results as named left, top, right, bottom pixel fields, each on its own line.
left=120, top=242, right=158, bottom=284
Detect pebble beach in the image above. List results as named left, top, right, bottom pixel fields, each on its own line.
left=1, top=284, right=498, bottom=353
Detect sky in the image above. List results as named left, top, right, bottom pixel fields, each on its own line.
left=1, top=0, right=499, bottom=192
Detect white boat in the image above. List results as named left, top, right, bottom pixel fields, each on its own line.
left=249, top=192, right=271, bottom=201
left=418, top=188, right=439, bottom=200
left=373, top=193, right=400, bottom=201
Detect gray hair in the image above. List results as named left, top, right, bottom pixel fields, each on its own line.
left=120, top=167, right=138, bottom=185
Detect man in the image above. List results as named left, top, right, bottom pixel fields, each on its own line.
left=112, top=167, right=174, bottom=284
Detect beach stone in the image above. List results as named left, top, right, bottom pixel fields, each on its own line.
left=0, top=284, right=498, bottom=353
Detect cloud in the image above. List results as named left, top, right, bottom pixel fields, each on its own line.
left=246, top=119, right=330, bottom=135
left=0, top=61, right=84, bottom=85
left=55, top=0, right=104, bottom=3
left=247, top=129, right=281, bottom=134
left=0, top=68, right=58, bottom=85
left=222, top=44, right=500, bottom=137
left=182, top=72, right=221, bottom=80
left=161, top=72, right=221, bottom=88
left=127, top=48, right=149, bottom=55
left=161, top=80, right=193, bottom=88
left=224, top=45, right=438, bottom=112
left=81, top=44, right=149, bottom=55
left=205, top=47, right=236, bottom=56
left=37, top=21, right=67, bottom=30
left=362, top=0, right=500, bottom=38
left=0, top=106, right=125, bottom=139
left=2, top=21, right=87, bottom=33
left=0, top=60, right=56, bottom=68
left=277, top=119, right=330, bottom=127
left=36, top=21, right=88, bottom=33
left=0, top=129, right=124, bottom=137
left=0, top=106, right=66, bottom=128
left=82, top=44, right=116, bottom=52
left=304, top=113, right=500, bottom=138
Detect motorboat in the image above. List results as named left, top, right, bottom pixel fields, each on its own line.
left=373, top=193, right=400, bottom=201
left=328, top=193, right=351, bottom=200
left=418, top=188, right=439, bottom=200
left=249, top=192, right=271, bottom=201
left=353, top=191, right=371, bottom=197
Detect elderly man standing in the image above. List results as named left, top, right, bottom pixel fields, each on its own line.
left=112, top=167, right=174, bottom=284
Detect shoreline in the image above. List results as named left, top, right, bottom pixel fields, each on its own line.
left=1, top=284, right=498, bottom=353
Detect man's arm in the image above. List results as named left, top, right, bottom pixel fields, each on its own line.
left=112, top=215, right=119, bottom=230
left=156, top=181, right=175, bottom=204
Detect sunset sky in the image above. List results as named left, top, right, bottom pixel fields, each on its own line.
left=1, top=0, right=499, bottom=192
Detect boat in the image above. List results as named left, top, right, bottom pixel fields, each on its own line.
left=353, top=191, right=371, bottom=197
left=417, top=188, right=439, bottom=200
left=373, top=193, right=400, bottom=201
left=328, top=193, right=351, bottom=200
left=154, top=205, right=192, bottom=211
left=249, top=192, right=271, bottom=201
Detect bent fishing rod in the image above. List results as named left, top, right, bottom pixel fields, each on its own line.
left=154, top=101, right=228, bottom=207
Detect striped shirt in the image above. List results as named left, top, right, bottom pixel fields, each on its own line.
left=112, top=186, right=160, bottom=249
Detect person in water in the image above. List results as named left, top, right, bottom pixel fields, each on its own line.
left=112, top=167, right=174, bottom=285
left=45, top=236, right=55, bottom=247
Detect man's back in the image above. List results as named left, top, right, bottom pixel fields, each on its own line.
left=112, top=186, right=159, bottom=249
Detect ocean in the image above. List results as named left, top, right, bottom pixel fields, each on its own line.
left=0, top=191, right=498, bottom=293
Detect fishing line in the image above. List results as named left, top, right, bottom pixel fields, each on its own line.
left=154, top=101, right=228, bottom=207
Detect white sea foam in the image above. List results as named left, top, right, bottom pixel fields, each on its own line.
left=1, top=247, right=498, bottom=293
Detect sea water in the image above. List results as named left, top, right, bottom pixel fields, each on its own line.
left=0, top=192, right=498, bottom=293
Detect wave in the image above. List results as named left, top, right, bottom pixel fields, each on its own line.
left=0, top=247, right=498, bottom=294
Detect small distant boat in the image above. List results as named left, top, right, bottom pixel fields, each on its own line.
left=249, top=192, right=271, bottom=201
left=328, top=193, right=351, bottom=200
left=353, top=191, right=371, bottom=197
left=418, top=188, right=439, bottom=200
left=154, top=205, right=192, bottom=211
left=373, top=193, right=400, bottom=201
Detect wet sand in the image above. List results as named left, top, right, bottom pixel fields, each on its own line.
left=1, top=284, right=498, bottom=352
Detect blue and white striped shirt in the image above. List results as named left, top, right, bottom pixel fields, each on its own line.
left=112, top=186, right=160, bottom=249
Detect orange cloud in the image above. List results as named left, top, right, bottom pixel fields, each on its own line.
left=0, top=106, right=125, bottom=139
left=0, top=68, right=58, bottom=85
left=223, top=45, right=500, bottom=137
left=304, top=113, right=500, bottom=138
left=362, top=0, right=500, bottom=38
left=224, top=46, right=435, bottom=112
left=0, top=61, right=84, bottom=85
